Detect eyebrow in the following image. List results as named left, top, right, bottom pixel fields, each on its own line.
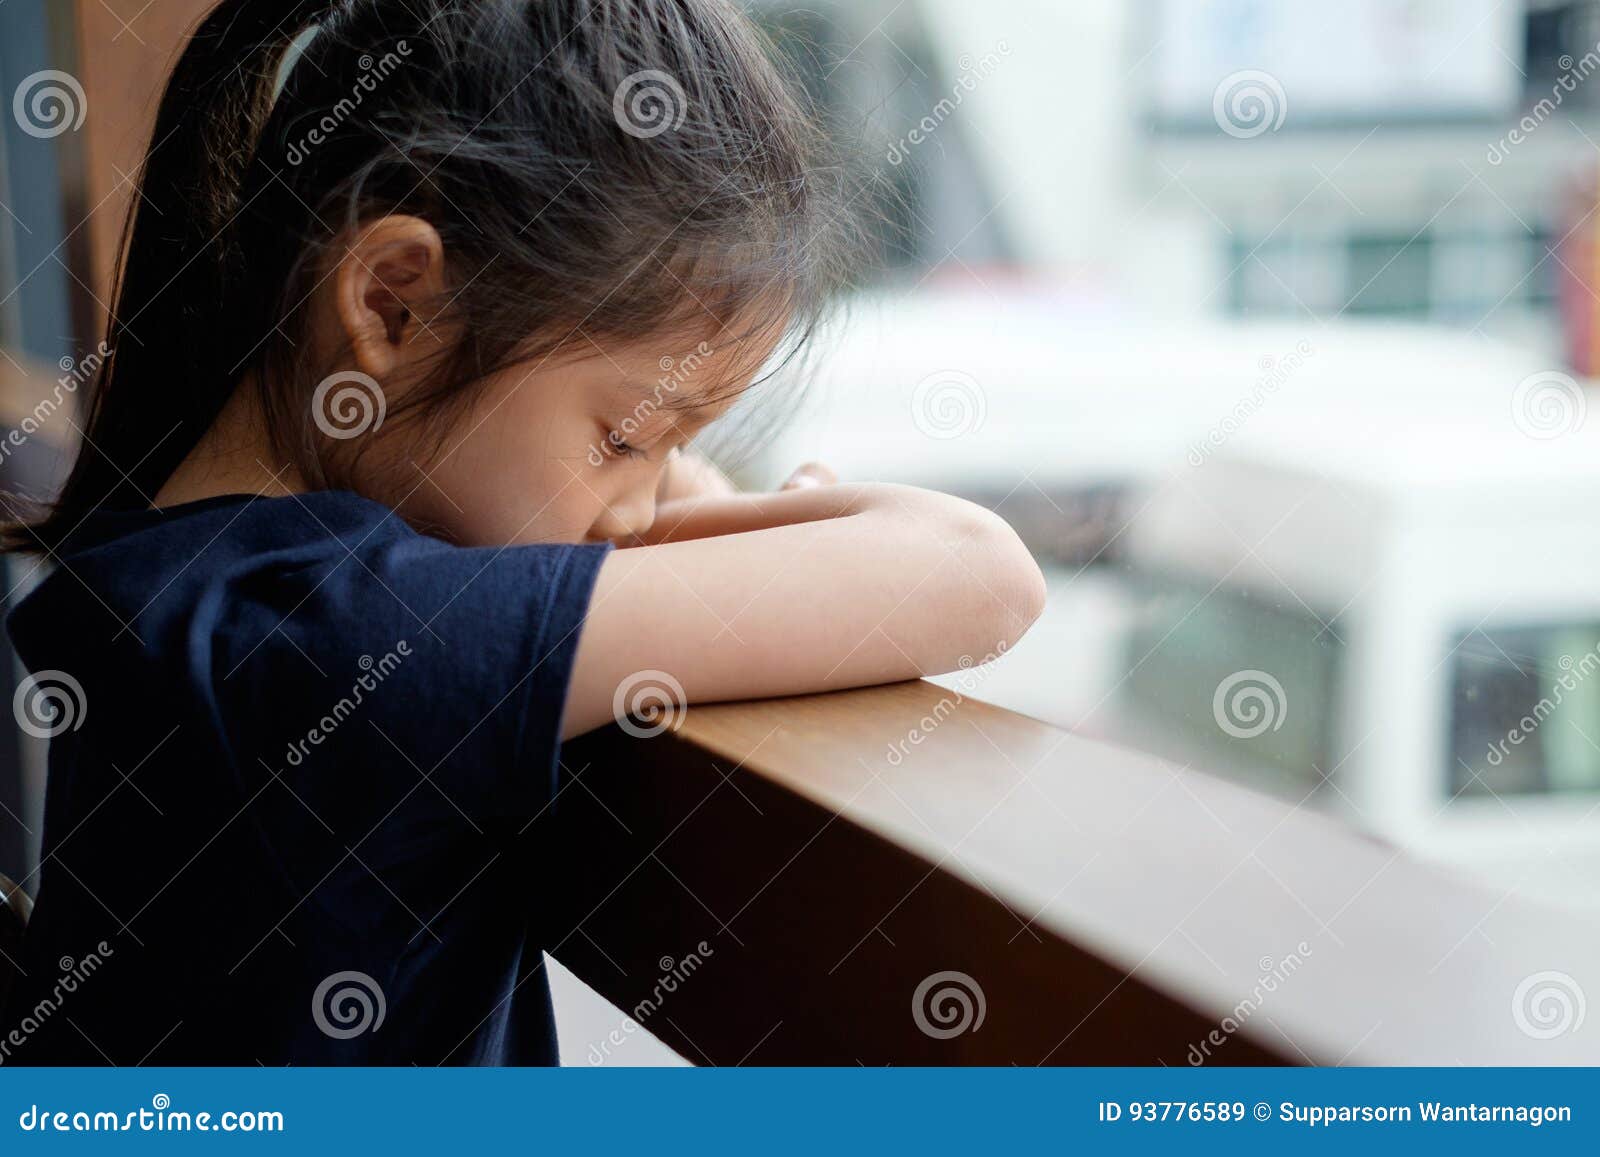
left=661, top=390, right=737, bottom=416
left=619, top=379, right=742, bottom=417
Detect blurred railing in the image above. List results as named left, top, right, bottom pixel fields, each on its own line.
left=555, top=679, right=1600, bottom=1066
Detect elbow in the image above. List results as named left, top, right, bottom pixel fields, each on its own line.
left=863, top=485, right=1047, bottom=676
left=986, top=511, right=1047, bottom=649
left=1015, top=545, right=1049, bottom=640
left=942, top=501, right=1047, bottom=659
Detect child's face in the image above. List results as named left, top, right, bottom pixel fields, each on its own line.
left=368, top=330, right=759, bottom=547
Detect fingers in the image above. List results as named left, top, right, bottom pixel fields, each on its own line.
left=657, top=450, right=738, bottom=505
left=781, top=462, right=838, bottom=491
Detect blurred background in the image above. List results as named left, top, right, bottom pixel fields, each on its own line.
left=746, top=0, right=1600, bottom=922
left=4, top=0, right=1600, bottom=1061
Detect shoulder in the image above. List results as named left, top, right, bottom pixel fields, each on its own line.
left=10, top=491, right=612, bottom=819
left=63, top=490, right=415, bottom=566
left=15, top=489, right=611, bottom=667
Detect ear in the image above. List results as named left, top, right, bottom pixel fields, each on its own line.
left=333, top=215, right=449, bottom=381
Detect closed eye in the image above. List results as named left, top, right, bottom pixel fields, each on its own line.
left=596, top=421, right=651, bottom=461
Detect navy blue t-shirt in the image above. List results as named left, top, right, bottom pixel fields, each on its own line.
left=1, top=491, right=609, bottom=1064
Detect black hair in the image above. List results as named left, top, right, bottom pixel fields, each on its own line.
left=8, top=0, right=855, bottom=551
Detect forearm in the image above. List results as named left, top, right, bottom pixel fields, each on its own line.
left=638, top=483, right=876, bottom=544
left=638, top=455, right=853, bottom=544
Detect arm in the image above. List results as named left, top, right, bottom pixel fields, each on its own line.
left=562, top=481, right=1046, bottom=738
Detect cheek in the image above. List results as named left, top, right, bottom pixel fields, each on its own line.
left=512, top=473, right=610, bottom=545
left=395, top=416, right=602, bottom=546
left=453, top=456, right=603, bottom=546
left=371, top=362, right=621, bottom=545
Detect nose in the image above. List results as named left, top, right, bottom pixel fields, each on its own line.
left=588, top=485, right=657, bottom=544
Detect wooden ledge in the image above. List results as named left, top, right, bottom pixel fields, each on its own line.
left=553, top=680, right=1600, bottom=1065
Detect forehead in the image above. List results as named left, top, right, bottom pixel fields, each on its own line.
left=585, top=324, right=779, bottom=419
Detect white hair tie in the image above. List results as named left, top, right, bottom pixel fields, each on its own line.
left=272, top=24, right=325, bottom=103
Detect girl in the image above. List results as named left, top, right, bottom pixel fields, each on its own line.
left=0, top=0, right=1043, bottom=1064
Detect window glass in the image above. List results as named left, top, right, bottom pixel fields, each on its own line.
left=1448, top=627, right=1600, bottom=797
left=1121, top=576, right=1343, bottom=797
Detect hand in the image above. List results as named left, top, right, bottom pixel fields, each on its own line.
left=780, top=462, right=837, bottom=491
left=655, top=449, right=738, bottom=505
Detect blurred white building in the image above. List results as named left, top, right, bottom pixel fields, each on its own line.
left=758, top=0, right=1600, bottom=358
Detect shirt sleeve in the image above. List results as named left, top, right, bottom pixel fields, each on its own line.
left=207, top=530, right=613, bottom=835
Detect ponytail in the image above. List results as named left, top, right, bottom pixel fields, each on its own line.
left=8, top=0, right=329, bottom=551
